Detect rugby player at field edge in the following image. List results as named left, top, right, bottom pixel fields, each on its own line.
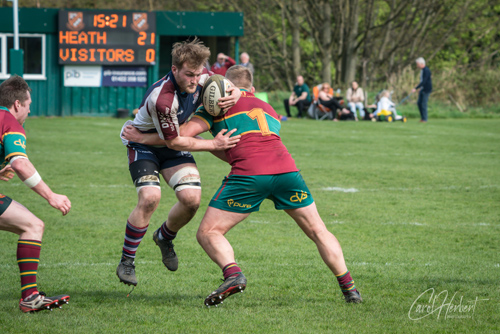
left=116, top=38, right=241, bottom=287
left=0, top=75, right=71, bottom=312
left=122, top=65, right=362, bottom=305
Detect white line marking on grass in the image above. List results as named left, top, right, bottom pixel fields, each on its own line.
left=322, top=187, right=359, bottom=193
left=89, top=184, right=133, bottom=188
left=381, top=222, right=427, bottom=226
left=248, top=220, right=271, bottom=224
left=376, top=221, right=498, bottom=228
left=320, top=184, right=500, bottom=192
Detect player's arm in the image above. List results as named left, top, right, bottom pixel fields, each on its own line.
left=121, top=126, right=165, bottom=145
left=164, top=128, right=239, bottom=152
left=121, top=118, right=240, bottom=151
left=121, top=118, right=209, bottom=145
left=10, top=156, right=71, bottom=215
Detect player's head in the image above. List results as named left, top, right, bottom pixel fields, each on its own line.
left=296, top=75, right=304, bottom=85
left=171, top=37, right=210, bottom=93
left=322, top=83, right=331, bottom=91
left=0, top=75, right=32, bottom=125
left=225, top=65, right=253, bottom=92
left=172, top=37, right=210, bottom=70
left=351, top=81, right=359, bottom=90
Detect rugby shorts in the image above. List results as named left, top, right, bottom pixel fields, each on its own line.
left=209, top=172, right=314, bottom=213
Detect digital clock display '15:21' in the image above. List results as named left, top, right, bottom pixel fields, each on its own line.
left=58, top=10, right=157, bottom=65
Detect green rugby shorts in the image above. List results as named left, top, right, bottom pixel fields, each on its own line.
left=209, top=172, right=314, bottom=213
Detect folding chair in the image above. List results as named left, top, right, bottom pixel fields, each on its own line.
left=310, top=84, right=335, bottom=120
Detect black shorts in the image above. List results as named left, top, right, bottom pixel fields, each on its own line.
left=126, top=143, right=196, bottom=184
left=0, top=194, right=13, bottom=216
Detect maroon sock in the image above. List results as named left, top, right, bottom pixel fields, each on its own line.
left=222, top=262, right=242, bottom=280
left=335, top=270, right=357, bottom=296
left=122, top=220, right=148, bottom=259
left=160, top=222, right=177, bottom=240
left=17, top=239, right=41, bottom=299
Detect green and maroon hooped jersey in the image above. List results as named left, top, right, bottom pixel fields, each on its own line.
left=0, top=107, right=27, bottom=169
left=194, top=90, right=298, bottom=176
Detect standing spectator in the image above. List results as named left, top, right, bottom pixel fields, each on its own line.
left=211, top=53, right=236, bottom=76
left=412, top=57, right=432, bottom=122
left=0, top=75, right=71, bottom=312
left=239, top=52, right=254, bottom=75
left=283, top=75, right=311, bottom=118
left=346, top=81, right=365, bottom=121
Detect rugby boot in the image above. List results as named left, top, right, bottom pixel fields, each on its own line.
left=205, top=273, right=247, bottom=306
left=19, top=291, right=70, bottom=313
left=344, top=289, right=363, bottom=303
left=152, top=228, right=178, bottom=271
left=116, top=256, right=138, bottom=286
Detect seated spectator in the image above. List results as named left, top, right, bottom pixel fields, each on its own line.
left=239, top=52, right=254, bottom=75
left=346, top=81, right=365, bottom=121
left=283, top=75, right=311, bottom=118
left=211, top=53, right=236, bottom=76
left=318, top=83, right=353, bottom=121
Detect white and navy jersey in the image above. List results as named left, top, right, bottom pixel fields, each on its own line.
left=121, top=68, right=211, bottom=145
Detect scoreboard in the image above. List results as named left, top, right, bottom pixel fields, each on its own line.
left=58, top=10, right=156, bottom=65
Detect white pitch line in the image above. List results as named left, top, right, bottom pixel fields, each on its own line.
left=321, top=184, right=500, bottom=192
left=322, top=187, right=359, bottom=193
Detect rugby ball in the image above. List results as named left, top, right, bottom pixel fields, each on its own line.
left=201, top=74, right=232, bottom=116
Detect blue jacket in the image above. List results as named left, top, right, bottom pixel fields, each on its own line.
left=416, top=66, right=432, bottom=93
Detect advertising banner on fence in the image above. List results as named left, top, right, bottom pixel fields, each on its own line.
left=63, top=66, right=147, bottom=87
left=102, top=66, right=148, bottom=87
left=63, top=65, right=102, bottom=87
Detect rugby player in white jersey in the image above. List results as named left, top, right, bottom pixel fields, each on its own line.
left=116, top=38, right=241, bottom=287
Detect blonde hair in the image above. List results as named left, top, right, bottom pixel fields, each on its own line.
left=322, top=82, right=331, bottom=90
left=381, top=90, right=391, bottom=98
left=225, top=65, right=253, bottom=90
left=171, top=37, right=210, bottom=69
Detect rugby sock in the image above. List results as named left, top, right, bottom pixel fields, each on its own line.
left=335, top=270, right=357, bottom=296
left=122, top=220, right=148, bottom=259
left=17, top=239, right=41, bottom=299
left=158, top=222, right=177, bottom=241
left=222, top=262, right=242, bottom=280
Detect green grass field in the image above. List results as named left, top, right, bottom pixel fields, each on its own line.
left=1, top=117, right=498, bottom=333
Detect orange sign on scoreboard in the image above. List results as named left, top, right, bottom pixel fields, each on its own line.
left=58, top=10, right=156, bottom=66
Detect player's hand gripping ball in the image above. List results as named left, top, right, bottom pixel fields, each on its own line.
left=201, top=74, right=232, bottom=117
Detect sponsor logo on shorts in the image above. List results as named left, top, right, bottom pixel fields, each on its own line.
left=227, top=199, right=251, bottom=209
left=290, top=191, right=308, bottom=203
left=14, top=139, right=26, bottom=149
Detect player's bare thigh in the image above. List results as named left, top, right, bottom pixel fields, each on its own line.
left=0, top=200, right=44, bottom=237
left=198, top=206, right=250, bottom=236
left=284, top=202, right=328, bottom=237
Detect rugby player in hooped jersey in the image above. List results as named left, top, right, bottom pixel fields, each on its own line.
left=116, top=38, right=241, bottom=287
left=122, top=65, right=363, bottom=305
left=0, top=75, right=71, bottom=312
